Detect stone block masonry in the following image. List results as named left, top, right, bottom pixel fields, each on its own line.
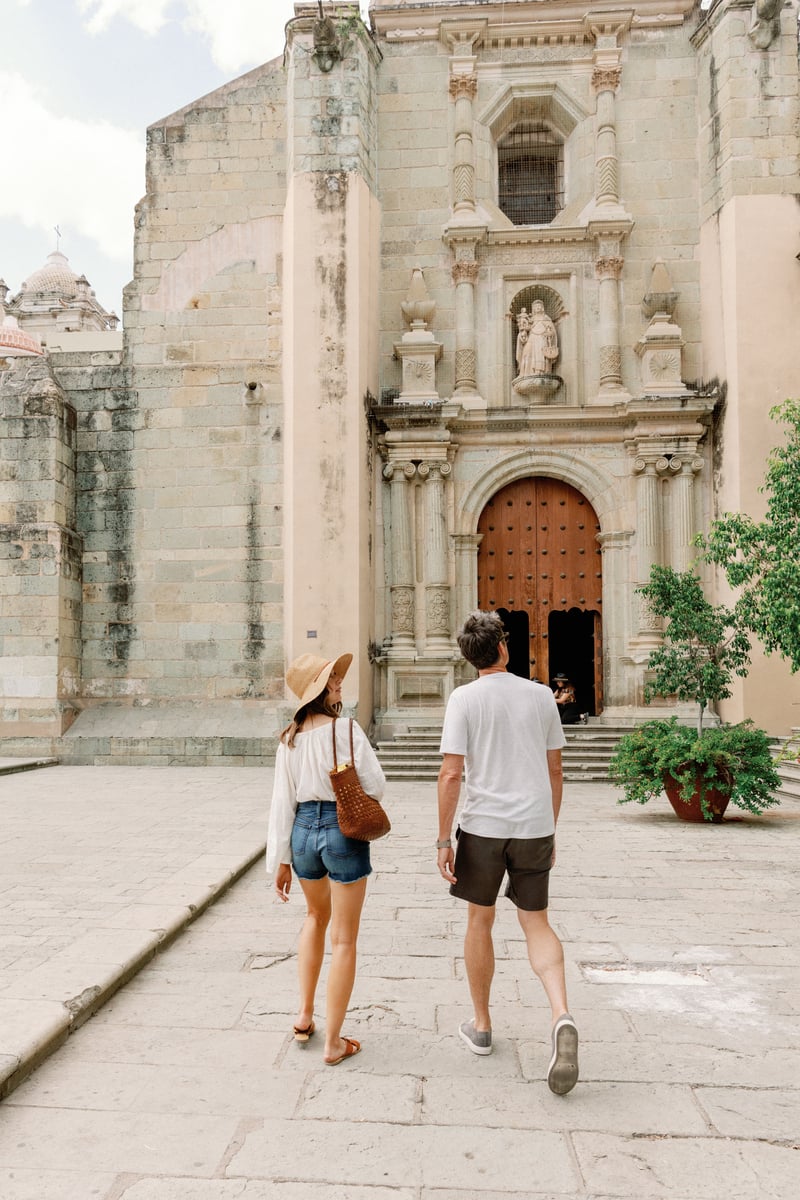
left=0, top=358, right=82, bottom=737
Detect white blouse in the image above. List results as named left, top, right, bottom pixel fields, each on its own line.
left=266, top=719, right=387, bottom=874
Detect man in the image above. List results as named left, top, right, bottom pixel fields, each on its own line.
left=436, top=610, right=579, bottom=1094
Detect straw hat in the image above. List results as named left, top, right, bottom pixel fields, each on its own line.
left=286, top=652, right=352, bottom=716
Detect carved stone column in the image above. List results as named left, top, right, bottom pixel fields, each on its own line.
left=383, top=461, right=417, bottom=658
left=596, top=529, right=634, bottom=708
left=452, top=532, right=483, bottom=636
left=443, top=50, right=485, bottom=406
left=595, top=252, right=624, bottom=392
left=592, top=66, right=622, bottom=208
left=632, top=456, right=663, bottom=637
left=671, top=455, right=703, bottom=572
left=449, top=72, right=478, bottom=217
left=419, top=460, right=452, bottom=654
left=451, top=253, right=479, bottom=396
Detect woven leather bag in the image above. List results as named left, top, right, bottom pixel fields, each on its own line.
left=329, top=718, right=391, bottom=842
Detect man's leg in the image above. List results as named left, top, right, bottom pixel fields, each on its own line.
left=517, top=906, right=578, bottom=1094
left=464, top=901, right=496, bottom=1031
left=516, top=907, right=568, bottom=1021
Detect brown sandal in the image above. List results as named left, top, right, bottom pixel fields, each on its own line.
left=293, top=1020, right=315, bottom=1043
left=324, top=1036, right=361, bottom=1065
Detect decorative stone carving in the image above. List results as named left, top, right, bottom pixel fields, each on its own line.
left=512, top=300, right=563, bottom=402
left=592, top=67, right=622, bottom=92
left=391, top=586, right=415, bottom=635
left=449, top=74, right=478, bottom=101
left=595, top=256, right=624, bottom=281
left=599, top=346, right=622, bottom=379
left=426, top=586, right=450, bottom=636
left=451, top=260, right=479, bottom=286
left=748, top=0, right=782, bottom=50
left=635, top=260, right=688, bottom=397
left=454, top=348, right=476, bottom=386
left=515, top=302, right=559, bottom=376
left=394, top=268, right=442, bottom=405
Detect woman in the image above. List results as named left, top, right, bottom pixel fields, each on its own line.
left=267, top=651, right=386, bottom=1065
left=552, top=673, right=582, bottom=725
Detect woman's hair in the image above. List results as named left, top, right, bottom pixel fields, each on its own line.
left=280, top=688, right=342, bottom=748
left=457, top=610, right=505, bottom=670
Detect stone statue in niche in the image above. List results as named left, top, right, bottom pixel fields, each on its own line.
left=516, top=301, right=559, bottom=375
left=512, top=300, right=562, bottom=401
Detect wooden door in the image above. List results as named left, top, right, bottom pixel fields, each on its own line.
left=477, top=477, right=602, bottom=701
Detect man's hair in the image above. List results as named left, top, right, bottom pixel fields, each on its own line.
left=457, top=610, right=505, bottom=670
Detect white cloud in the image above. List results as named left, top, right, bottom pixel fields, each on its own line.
left=183, top=0, right=291, bottom=74
left=0, top=72, right=143, bottom=263
left=75, top=0, right=296, bottom=72
left=76, top=0, right=171, bottom=36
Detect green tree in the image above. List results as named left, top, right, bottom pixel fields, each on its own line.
left=698, top=399, right=800, bottom=672
left=639, top=565, right=751, bottom=736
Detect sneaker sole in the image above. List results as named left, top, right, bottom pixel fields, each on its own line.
left=458, top=1023, right=492, bottom=1056
left=547, top=1020, right=579, bottom=1094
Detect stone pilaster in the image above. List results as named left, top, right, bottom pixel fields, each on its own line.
left=596, top=528, right=634, bottom=709
left=632, top=456, right=663, bottom=639
left=383, top=461, right=417, bottom=658
left=595, top=251, right=625, bottom=393
left=451, top=252, right=480, bottom=397
left=449, top=71, right=478, bottom=217
left=442, top=33, right=485, bottom=407
left=419, top=460, right=452, bottom=654
left=671, top=455, right=704, bottom=572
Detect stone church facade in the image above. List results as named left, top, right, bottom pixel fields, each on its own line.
left=1, top=0, right=799, bottom=762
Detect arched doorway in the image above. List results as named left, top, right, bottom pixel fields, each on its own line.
left=477, top=477, right=603, bottom=713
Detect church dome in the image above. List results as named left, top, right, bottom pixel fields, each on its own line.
left=21, top=251, right=82, bottom=298
left=0, top=315, right=44, bottom=357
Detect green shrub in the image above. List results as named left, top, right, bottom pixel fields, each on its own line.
left=609, top=717, right=780, bottom=819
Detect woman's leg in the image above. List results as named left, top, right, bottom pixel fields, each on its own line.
left=295, top=875, right=332, bottom=1029
left=324, top=875, right=368, bottom=1061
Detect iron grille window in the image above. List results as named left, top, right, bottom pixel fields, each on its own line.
left=498, top=122, right=564, bottom=226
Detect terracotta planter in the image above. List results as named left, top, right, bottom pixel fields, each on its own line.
left=663, top=774, right=731, bottom=823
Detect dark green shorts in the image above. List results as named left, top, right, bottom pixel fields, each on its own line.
left=450, top=828, right=554, bottom=911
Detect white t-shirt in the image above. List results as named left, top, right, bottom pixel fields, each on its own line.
left=266, top=719, right=386, bottom=874
left=439, top=672, right=566, bottom=839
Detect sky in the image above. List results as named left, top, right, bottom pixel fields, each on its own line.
left=0, top=0, right=367, bottom=320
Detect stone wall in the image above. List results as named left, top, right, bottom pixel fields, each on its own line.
left=0, top=357, right=81, bottom=737
left=103, top=59, right=289, bottom=714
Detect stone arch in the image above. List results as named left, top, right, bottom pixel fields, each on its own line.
left=457, top=449, right=625, bottom=538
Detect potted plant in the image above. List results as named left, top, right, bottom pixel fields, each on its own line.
left=609, top=566, right=780, bottom=821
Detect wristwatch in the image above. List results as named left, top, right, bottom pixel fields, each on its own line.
left=436, top=838, right=452, bottom=849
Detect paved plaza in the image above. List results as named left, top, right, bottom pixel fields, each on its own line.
left=0, top=764, right=797, bottom=1198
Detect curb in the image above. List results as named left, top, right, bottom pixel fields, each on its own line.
left=0, top=757, right=59, bottom=777
left=0, top=840, right=266, bottom=1102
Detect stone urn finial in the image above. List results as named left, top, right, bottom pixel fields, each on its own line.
left=643, top=259, right=678, bottom=320
left=401, top=267, right=436, bottom=331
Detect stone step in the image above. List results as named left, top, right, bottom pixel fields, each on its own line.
left=377, top=722, right=629, bottom=782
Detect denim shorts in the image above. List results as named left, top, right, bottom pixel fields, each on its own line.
left=291, top=801, right=372, bottom=884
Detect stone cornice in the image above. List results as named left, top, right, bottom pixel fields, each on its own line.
left=372, top=1, right=698, bottom=45
left=441, top=393, right=716, bottom=438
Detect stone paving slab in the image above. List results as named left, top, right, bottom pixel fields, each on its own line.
left=0, top=774, right=798, bottom=1198
left=0, top=766, right=269, bottom=1099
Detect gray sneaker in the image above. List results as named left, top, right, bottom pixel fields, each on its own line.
left=547, top=1013, right=579, bottom=1094
left=458, top=1019, right=492, bottom=1056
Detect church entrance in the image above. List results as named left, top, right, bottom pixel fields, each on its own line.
left=477, top=477, right=603, bottom=714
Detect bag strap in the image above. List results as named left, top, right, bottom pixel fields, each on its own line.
left=331, top=718, right=355, bottom=771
